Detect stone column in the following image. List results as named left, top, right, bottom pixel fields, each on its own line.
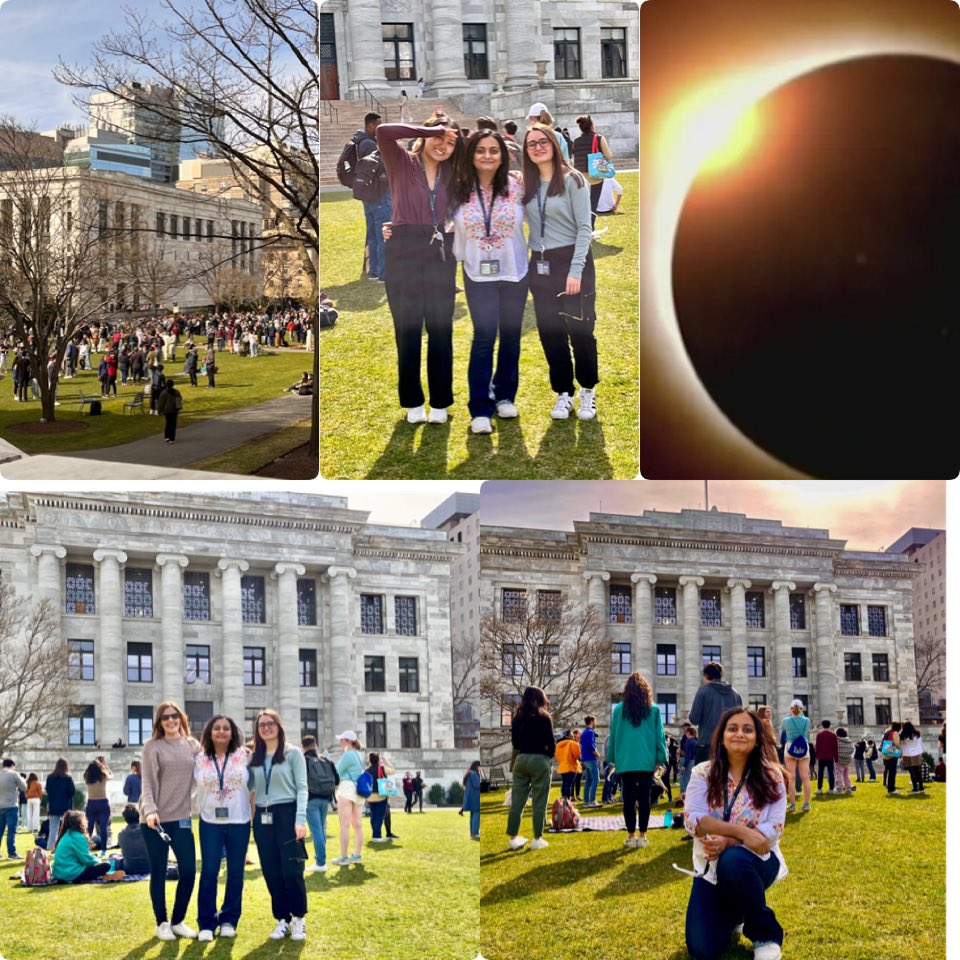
left=327, top=566, right=357, bottom=741
left=679, top=577, right=704, bottom=716
left=273, top=563, right=306, bottom=723
left=726, top=579, right=751, bottom=704
left=93, top=549, right=127, bottom=745
left=217, top=559, right=249, bottom=722
left=813, top=583, right=839, bottom=719
left=427, top=0, right=470, bottom=97
left=771, top=581, right=796, bottom=720
left=582, top=570, right=610, bottom=620
left=30, top=545, right=66, bottom=607
left=504, top=2, right=540, bottom=89
left=156, top=554, right=189, bottom=709
left=630, top=573, right=657, bottom=681
left=346, top=0, right=392, bottom=96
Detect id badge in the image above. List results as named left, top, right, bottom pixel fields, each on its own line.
left=178, top=818, right=191, bottom=830
left=215, top=807, right=229, bottom=819
left=536, top=260, right=551, bottom=276
left=479, top=260, right=501, bottom=277
left=261, top=811, right=273, bottom=825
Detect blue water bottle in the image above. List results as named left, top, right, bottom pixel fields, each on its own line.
left=663, top=808, right=673, bottom=828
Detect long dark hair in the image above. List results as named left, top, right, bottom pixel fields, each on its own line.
left=200, top=714, right=244, bottom=758
left=900, top=721, right=919, bottom=740
left=705, top=707, right=784, bottom=810
left=462, top=760, right=481, bottom=786
left=249, top=708, right=287, bottom=767
left=621, top=672, right=653, bottom=726
left=83, top=758, right=109, bottom=784
left=59, top=809, right=88, bottom=843
left=51, top=758, right=70, bottom=778
left=456, top=129, right=510, bottom=205
left=514, top=686, right=551, bottom=721
left=411, top=116, right=465, bottom=218
left=521, top=123, right=582, bottom=205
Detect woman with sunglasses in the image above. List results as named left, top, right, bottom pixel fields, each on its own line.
left=141, top=701, right=201, bottom=942
left=521, top=123, right=599, bottom=422
left=247, top=709, right=308, bottom=942
left=377, top=110, right=465, bottom=425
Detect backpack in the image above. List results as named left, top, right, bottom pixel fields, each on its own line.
left=550, top=797, right=580, bottom=832
left=174, top=391, right=183, bottom=411
left=352, top=148, right=388, bottom=202
left=336, top=140, right=360, bottom=188
left=23, top=847, right=52, bottom=886
left=356, top=769, right=374, bottom=798
left=306, top=755, right=337, bottom=798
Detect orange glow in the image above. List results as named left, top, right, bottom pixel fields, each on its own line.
left=696, top=103, right=760, bottom=172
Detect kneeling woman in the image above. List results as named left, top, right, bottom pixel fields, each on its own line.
left=521, top=123, right=598, bottom=422
left=248, top=710, right=309, bottom=942
left=683, top=707, right=788, bottom=960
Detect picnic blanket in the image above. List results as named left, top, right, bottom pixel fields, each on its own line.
left=548, top=813, right=668, bottom=833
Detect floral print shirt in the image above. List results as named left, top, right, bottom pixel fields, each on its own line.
left=194, top=746, right=251, bottom=824
left=453, top=175, right=528, bottom=283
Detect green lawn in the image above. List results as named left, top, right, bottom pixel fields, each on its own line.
left=0, top=808, right=478, bottom=960
left=0, top=350, right=311, bottom=455
left=319, top=173, right=639, bottom=479
left=480, top=774, right=945, bottom=960
left=187, top=418, right=312, bottom=473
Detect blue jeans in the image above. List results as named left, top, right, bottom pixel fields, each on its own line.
left=305, top=797, right=329, bottom=866
left=370, top=800, right=387, bottom=839
left=0, top=806, right=18, bottom=855
left=47, top=814, right=62, bottom=853
left=686, top=846, right=783, bottom=960
left=469, top=810, right=480, bottom=836
left=582, top=760, right=599, bottom=805
left=363, top=193, right=392, bottom=279
left=197, top=819, right=250, bottom=932
left=679, top=759, right=693, bottom=796
left=463, top=274, right=529, bottom=417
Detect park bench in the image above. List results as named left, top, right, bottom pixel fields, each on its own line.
left=483, top=764, right=511, bottom=791
left=123, top=391, right=146, bottom=414
left=67, top=388, right=96, bottom=412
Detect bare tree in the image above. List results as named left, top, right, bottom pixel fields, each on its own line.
left=451, top=634, right=480, bottom=748
left=115, top=236, right=193, bottom=313
left=195, top=243, right=262, bottom=312
left=914, top=630, right=946, bottom=714
left=480, top=598, right=612, bottom=731
left=0, top=585, right=73, bottom=758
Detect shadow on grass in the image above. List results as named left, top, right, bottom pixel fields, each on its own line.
left=591, top=240, right=625, bottom=260
left=117, top=940, right=182, bottom=960
left=237, top=940, right=307, bottom=959
left=322, top=864, right=379, bottom=887
left=365, top=418, right=453, bottom=478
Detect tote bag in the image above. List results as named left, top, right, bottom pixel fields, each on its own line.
left=587, top=135, right=616, bottom=179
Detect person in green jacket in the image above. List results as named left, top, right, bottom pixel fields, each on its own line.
left=606, top=672, right=668, bottom=849
left=52, top=810, right=125, bottom=883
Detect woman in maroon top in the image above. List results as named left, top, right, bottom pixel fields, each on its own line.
left=376, top=112, right=464, bottom=424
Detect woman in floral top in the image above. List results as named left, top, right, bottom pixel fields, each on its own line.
left=451, top=128, right=530, bottom=435
left=683, top=707, right=788, bottom=960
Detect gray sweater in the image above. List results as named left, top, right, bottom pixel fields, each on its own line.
left=247, top=746, right=308, bottom=826
left=0, top=768, right=27, bottom=809
left=523, top=170, right=593, bottom=278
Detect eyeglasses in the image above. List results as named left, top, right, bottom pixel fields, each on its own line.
left=526, top=139, right=552, bottom=151
left=257, top=720, right=278, bottom=729
left=160, top=713, right=180, bottom=722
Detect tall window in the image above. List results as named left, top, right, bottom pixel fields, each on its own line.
left=124, top=567, right=153, bottom=618
left=657, top=694, right=678, bottom=726
left=169, top=213, right=178, bottom=238
left=701, top=644, right=721, bottom=666
left=655, top=587, right=678, bottom=624
left=745, top=591, right=765, bottom=628
left=609, top=585, right=633, bottom=623
left=792, top=647, right=807, bottom=678
left=98, top=199, right=108, bottom=237
left=155, top=211, right=165, bottom=237
left=538, top=590, right=562, bottom=622
left=502, top=644, right=523, bottom=677
left=747, top=646, right=766, bottom=677
left=206, top=219, right=214, bottom=242
left=846, top=698, right=864, bottom=726
left=502, top=588, right=527, bottom=622
left=183, top=572, right=211, bottom=621
left=299, top=649, right=317, bottom=687
left=840, top=604, right=860, bottom=636
left=875, top=698, right=892, bottom=726
left=656, top=643, right=677, bottom=676
left=186, top=701, right=214, bottom=739
left=366, top=712, right=387, bottom=748
left=540, top=644, right=560, bottom=677
left=463, top=23, right=488, bottom=79
left=601, top=26, right=627, bottom=78
left=501, top=693, right=522, bottom=727
left=301, top=708, right=319, bottom=739
left=872, top=653, right=889, bottom=682
left=185, top=644, right=211, bottom=684
left=241, top=575, right=266, bottom=623
left=401, top=713, right=421, bottom=748
left=395, top=596, right=417, bottom=635
left=789, top=593, right=806, bottom=629
left=700, top=589, right=721, bottom=627
left=361, top=594, right=384, bottom=634
left=748, top=696, right=767, bottom=713
left=68, top=639, right=95, bottom=680
left=399, top=656, right=419, bottom=693
left=66, top=563, right=95, bottom=614
left=365, top=655, right=386, bottom=692
left=792, top=693, right=809, bottom=714
left=844, top=652, right=862, bottom=682
left=382, top=23, right=415, bottom=81
left=182, top=215, right=191, bottom=240
left=127, top=706, right=153, bottom=746
left=867, top=606, right=887, bottom=637
left=297, top=579, right=316, bottom=626
left=68, top=705, right=96, bottom=745
left=611, top=642, right=632, bottom=675
left=127, top=642, right=153, bottom=683
left=243, top=647, right=265, bottom=685
left=554, top=27, right=581, bottom=80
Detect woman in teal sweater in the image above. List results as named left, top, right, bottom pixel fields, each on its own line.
left=606, top=672, right=668, bottom=849
left=333, top=730, right=365, bottom=866
left=52, top=810, right=125, bottom=883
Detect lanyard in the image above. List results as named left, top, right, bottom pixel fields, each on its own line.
left=476, top=184, right=496, bottom=239
left=212, top=754, right=227, bottom=796
left=263, top=758, right=273, bottom=801
left=535, top=183, right=549, bottom=253
left=722, top=772, right=748, bottom=822
left=422, top=157, right=441, bottom=232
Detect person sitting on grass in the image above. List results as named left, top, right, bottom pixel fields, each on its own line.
left=284, top=372, right=313, bottom=395
left=683, top=707, right=787, bottom=960
left=51, top=810, right=126, bottom=884
left=117, top=803, right=150, bottom=875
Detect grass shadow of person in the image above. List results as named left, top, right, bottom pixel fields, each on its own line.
left=365, top=418, right=453, bottom=478
left=446, top=419, right=538, bottom=479
left=532, top=417, right=614, bottom=478
left=590, top=240, right=624, bottom=259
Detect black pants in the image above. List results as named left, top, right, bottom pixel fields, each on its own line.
left=72, top=862, right=112, bottom=883
left=589, top=181, right=603, bottom=230
left=164, top=412, right=178, bottom=441
left=560, top=771, right=577, bottom=799
left=253, top=801, right=307, bottom=922
left=404, top=791, right=414, bottom=813
left=384, top=225, right=457, bottom=409
left=817, top=759, right=835, bottom=791
left=907, top=764, right=924, bottom=791
left=620, top=771, right=654, bottom=834
left=884, top=757, right=899, bottom=792
left=416, top=789, right=424, bottom=812
left=142, top=819, right=197, bottom=925
left=528, top=246, right=598, bottom=396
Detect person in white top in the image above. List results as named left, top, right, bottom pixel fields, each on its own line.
left=399, top=89, right=413, bottom=123
left=597, top=177, right=624, bottom=214
left=899, top=721, right=926, bottom=794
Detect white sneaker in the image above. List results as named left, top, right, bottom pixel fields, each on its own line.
left=269, top=919, right=290, bottom=940
left=427, top=406, right=448, bottom=424
left=305, top=863, right=327, bottom=873
left=198, top=930, right=214, bottom=942
left=171, top=923, right=197, bottom=939
left=156, top=923, right=176, bottom=942
left=550, top=392, right=574, bottom=419
left=496, top=400, right=518, bottom=419
left=219, top=924, right=237, bottom=938
left=371, top=837, right=387, bottom=843
left=529, top=837, right=549, bottom=850
left=509, top=835, right=528, bottom=850
left=577, top=388, right=597, bottom=420
left=290, top=917, right=306, bottom=942
left=470, top=416, right=493, bottom=434
left=753, top=942, right=782, bottom=960
left=406, top=405, right=427, bottom=424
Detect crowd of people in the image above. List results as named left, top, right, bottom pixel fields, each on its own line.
left=504, top=662, right=944, bottom=960
left=336, top=101, right=628, bottom=434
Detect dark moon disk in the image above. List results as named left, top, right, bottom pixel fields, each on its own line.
left=672, top=55, right=960, bottom=478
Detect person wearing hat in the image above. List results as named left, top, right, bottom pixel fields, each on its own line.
left=780, top=700, right=812, bottom=812
left=332, top=730, right=365, bottom=866
left=527, top=102, right=570, bottom=162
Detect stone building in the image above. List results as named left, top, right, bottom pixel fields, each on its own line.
left=0, top=492, right=469, bottom=782
left=480, top=508, right=922, bottom=755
